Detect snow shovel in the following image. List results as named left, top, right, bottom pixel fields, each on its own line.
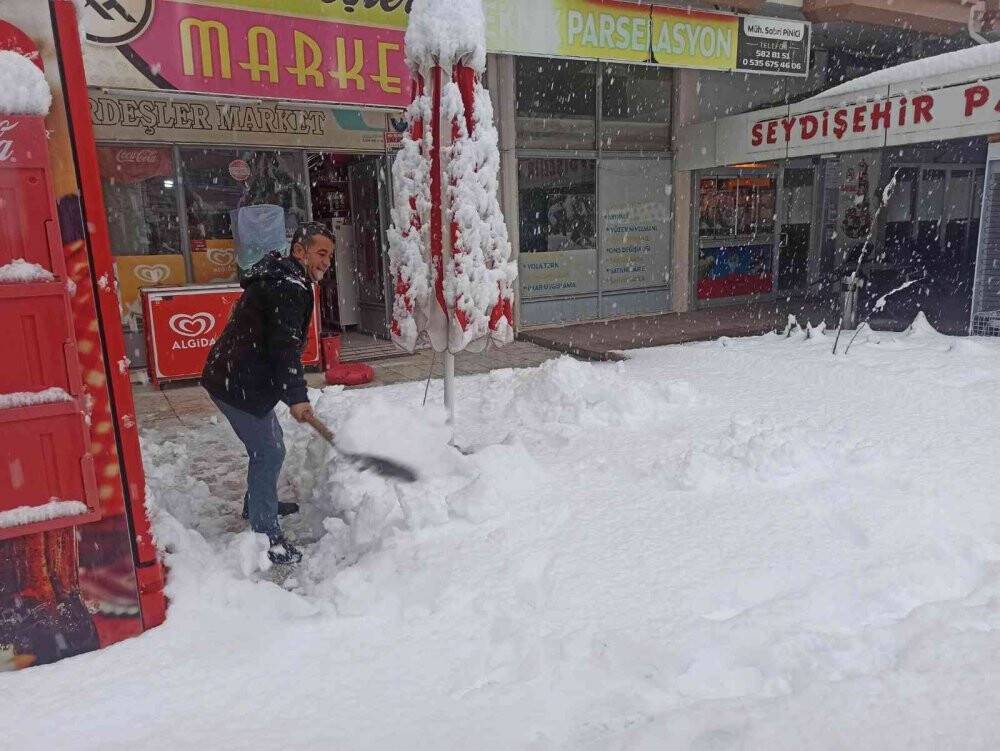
left=304, top=414, right=419, bottom=483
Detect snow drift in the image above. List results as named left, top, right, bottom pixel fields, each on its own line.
left=8, top=317, right=1000, bottom=750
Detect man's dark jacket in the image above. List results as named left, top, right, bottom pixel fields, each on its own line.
left=202, top=252, right=313, bottom=417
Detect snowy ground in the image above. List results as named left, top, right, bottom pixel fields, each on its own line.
left=5, top=316, right=1000, bottom=750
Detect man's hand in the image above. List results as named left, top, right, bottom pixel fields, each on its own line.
left=289, top=402, right=314, bottom=423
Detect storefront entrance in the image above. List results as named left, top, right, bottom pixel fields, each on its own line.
left=875, top=163, right=985, bottom=333
left=695, top=167, right=778, bottom=305
left=777, top=162, right=819, bottom=293
left=307, top=152, right=394, bottom=338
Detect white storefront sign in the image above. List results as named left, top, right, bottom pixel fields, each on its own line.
left=749, top=79, right=1000, bottom=156
left=677, top=74, right=1000, bottom=171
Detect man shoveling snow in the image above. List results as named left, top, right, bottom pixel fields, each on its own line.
left=201, top=223, right=334, bottom=565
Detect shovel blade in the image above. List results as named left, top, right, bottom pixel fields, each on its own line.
left=349, top=454, right=419, bottom=483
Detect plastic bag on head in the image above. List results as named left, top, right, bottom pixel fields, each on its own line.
left=232, top=204, right=287, bottom=270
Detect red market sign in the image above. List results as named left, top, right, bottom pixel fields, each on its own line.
left=142, top=285, right=320, bottom=386
left=106, top=1, right=411, bottom=109
left=749, top=79, right=1000, bottom=153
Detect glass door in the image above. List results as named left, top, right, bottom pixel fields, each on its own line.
left=695, top=170, right=777, bottom=304
left=776, top=165, right=816, bottom=292
left=348, top=156, right=393, bottom=337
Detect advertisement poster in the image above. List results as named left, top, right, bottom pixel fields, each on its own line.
left=837, top=151, right=882, bottom=262
left=115, top=253, right=188, bottom=324
left=191, top=241, right=239, bottom=284
left=600, top=159, right=671, bottom=291
left=698, top=176, right=776, bottom=238
left=697, top=243, right=773, bottom=299
left=144, top=286, right=320, bottom=383
left=520, top=248, right=598, bottom=298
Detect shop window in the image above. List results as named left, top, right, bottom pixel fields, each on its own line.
left=517, top=158, right=597, bottom=298
left=180, top=148, right=308, bottom=246
left=98, top=146, right=181, bottom=256
left=180, top=148, right=308, bottom=278
left=98, top=145, right=185, bottom=327
left=599, top=158, right=671, bottom=292
left=601, top=63, right=671, bottom=151
left=698, top=176, right=776, bottom=239
left=515, top=58, right=596, bottom=150
left=697, top=173, right=776, bottom=300
left=736, top=177, right=776, bottom=236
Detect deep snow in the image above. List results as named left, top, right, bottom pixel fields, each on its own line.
left=5, top=319, right=1000, bottom=749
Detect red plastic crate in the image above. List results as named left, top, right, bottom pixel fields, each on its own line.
left=0, top=282, right=82, bottom=396
left=0, top=400, right=100, bottom=540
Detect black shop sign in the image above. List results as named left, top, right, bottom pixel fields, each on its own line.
left=737, top=15, right=810, bottom=77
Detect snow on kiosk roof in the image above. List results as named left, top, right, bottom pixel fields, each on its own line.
left=0, top=49, right=52, bottom=116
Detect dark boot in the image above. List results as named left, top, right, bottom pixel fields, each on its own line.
left=266, top=535, right=302, bottom=566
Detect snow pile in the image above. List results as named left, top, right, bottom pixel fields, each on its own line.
left=485, top=356, right=694, bottom=432
left=0, top=51, right=52, bottom=116
left=11, top=317, right=1000, bottom=749
left=404, top=0, right=487, bottom=71
left=820, top=41, right=1000, bottom=99
left=282, top=391, right=523, bottom=566
left=0, top=258, right=55, bottom=283
left=0, top=387, right=71, bottom=410
left=0, top=500, right=87, bottom=529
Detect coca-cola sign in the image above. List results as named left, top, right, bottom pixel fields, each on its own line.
left=115, top=148, right=160, bottom=165
left=0, top=120, right=18, bottom=163
left=96, top=145, right=173, bottom=184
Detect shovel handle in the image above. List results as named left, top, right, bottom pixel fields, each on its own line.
left=305, top=414, right=335, bottom=445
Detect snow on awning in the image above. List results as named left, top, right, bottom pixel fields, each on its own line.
left=675, top=43, right=1000, bottom=171
left=0, top=50, right=52, bottom=116
left=820, top=42, right=1000, bottom=100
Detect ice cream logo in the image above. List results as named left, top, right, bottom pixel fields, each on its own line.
left=207, top=248, right=234, bottom=267
left=167, top=312, right=215, bottom=338
left=133, top=264, right=170, bottom=285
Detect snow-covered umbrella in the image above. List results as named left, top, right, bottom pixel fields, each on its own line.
left=388, top=0, right=517, bottom=422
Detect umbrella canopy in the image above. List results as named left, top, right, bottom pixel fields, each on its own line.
left=388, top=0, right=517, bottom=356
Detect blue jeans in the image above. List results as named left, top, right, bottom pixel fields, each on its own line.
left=210, top=396, right=285, bottom=539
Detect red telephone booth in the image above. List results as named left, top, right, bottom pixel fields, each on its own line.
left=0, top=7, right=166, bottom=670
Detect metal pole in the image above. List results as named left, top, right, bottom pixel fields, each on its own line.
left=444, top=350, right=455, bottom=424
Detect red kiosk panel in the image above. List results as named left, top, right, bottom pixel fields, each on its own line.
left=0, top=115, right=65, bottom=275
left=0, top=401, right=100, bottom=538
left=0, top=283, right=81, bottom=396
